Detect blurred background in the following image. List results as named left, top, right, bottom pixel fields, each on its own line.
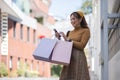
left=0, top=0, right=120, bottom=80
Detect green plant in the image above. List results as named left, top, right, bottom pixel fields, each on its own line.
left=51, top=64, right=62, bottom=77
left=16, top=61, right=39, bottom=77
left=0, top=62, right=8, bottom=77
left=17, top=68, right=24, bottom=77
left=9, top=71, right=17, bottom=77
left=24, top=70, right=39, bottom=77
left=17, top=61, right=26, bottom=77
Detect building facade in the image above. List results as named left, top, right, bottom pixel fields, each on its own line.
left=92, top=0, right=120, bottom=80
left=0, top=0, right=55, bottom=77
left=107, top=0, right=120, bottom=80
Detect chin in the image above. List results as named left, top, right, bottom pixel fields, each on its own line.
left=72, top=24, right=76, bottom=27
left=74, top=25, right=77, bottom=27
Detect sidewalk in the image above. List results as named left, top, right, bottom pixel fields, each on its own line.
left=0, top=77, right=59, bottom=80
left=0, top=71, right=98, bottom=80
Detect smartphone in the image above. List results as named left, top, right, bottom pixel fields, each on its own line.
left=53, top=29, right=58, bottom=33
left=53, top=29, right=61, bottom=37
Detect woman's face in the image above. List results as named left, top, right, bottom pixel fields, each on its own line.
left=70, top=14, right=81, bottom=28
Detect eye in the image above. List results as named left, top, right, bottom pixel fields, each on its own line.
left=71, top=18, right=75, bottom=21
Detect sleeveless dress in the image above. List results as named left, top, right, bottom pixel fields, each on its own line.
left=59, top=28, right=90, bottom=80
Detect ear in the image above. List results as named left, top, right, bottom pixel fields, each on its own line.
left=79, top=18, right=82, bottom=22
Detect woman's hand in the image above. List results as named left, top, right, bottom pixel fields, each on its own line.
left=59, top=32, right=68, bottom=41
left=59, top=32, right=72, bottom=41
left=55, top=32, right=61, bottom=40
left=59, top=32, right=65, bottom=37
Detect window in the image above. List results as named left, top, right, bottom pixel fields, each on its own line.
left=35, top=17, right=44, bottom=24
left=20, top=24, right=23, bottom=40
left=33, top=29, right=36, bottom=44
left=36, top=61, right=39, bottom=71
left=30, top=9, right=32, bottom=13
left=13, top=21, right=16, bottom=38
left=25, top=58, right=28, bottom=67
left=27, top=27, right=30, bottom=41
left=25, top=58, right=27, bottom=63
left=17, top=57, right=20, bottom=69
left=9, top=56, right=12, bottom=69
left=31, top=60, right=33, bottom=71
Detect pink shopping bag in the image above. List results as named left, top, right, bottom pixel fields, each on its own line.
left=33, top=38, right=73, bottom=65
left=51, top=40, right=73, bottom=65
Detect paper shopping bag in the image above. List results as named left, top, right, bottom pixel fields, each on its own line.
left=51, top=40, right=73, bottom=65
left=33, top=38, right=73, bottom=65
left=33, top=38, right=57, bottom=62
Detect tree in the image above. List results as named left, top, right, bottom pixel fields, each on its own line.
left=80, top=0, right=92, bottom=14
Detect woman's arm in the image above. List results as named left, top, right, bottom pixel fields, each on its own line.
left=73, top=29, right=90, bottom=50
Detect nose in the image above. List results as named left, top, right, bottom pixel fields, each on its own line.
left=71, top=20, right=74, bottom=24
left=71, top=20, right=73, bottom=22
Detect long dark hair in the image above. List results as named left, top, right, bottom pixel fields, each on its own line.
left=70, top=12, right=88, bottom=28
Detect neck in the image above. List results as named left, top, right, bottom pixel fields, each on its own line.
left=74, top=26, right=82, bottom=30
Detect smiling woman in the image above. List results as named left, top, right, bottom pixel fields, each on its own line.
left=54, top=11, right=90, bottom=80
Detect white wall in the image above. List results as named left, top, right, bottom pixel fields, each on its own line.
left=109, top=50, right=120, bottom=80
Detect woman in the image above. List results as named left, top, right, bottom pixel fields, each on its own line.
left=55, top=11, right=90, bottom=80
